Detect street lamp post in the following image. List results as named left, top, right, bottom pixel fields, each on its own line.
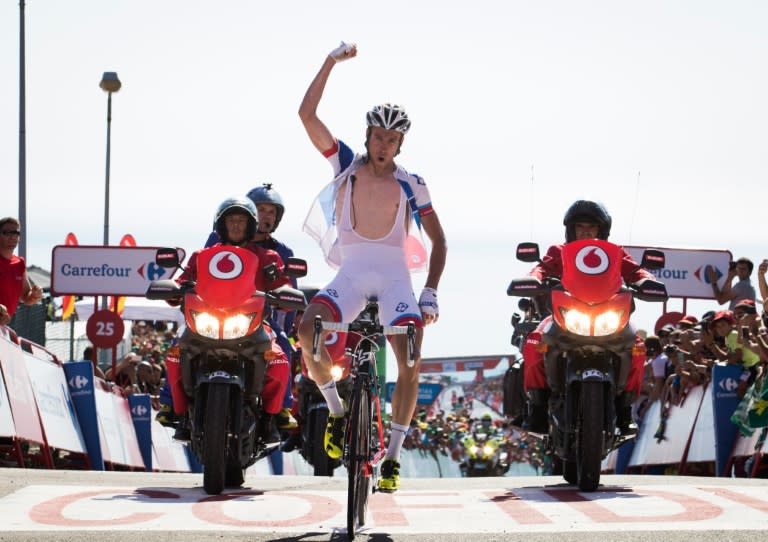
left=98, top=72, right=121, bottom=375
left=99, top=71, right=121, bottom=247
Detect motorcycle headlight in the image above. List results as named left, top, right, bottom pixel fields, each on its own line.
left=482, top=444, right=494, bottom=457
left=330, top=364, right=344, bottom=381
left=222, top=313, right=255, bottom=340
left=594, top=310, right=623, bottom=336
left=562, top=309, right=591, bottom=335
left=469, top=445, right=479, bottom=455
left=192, top=311, right=219, bottom=339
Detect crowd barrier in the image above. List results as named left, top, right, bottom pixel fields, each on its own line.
left=3, top=328, right=766, bottom=478
left=0, top=332, right=191, bottom=472
left=606, top=363, right=768, bottom=477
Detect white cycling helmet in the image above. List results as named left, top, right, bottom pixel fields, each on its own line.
left=366, top=103, right=411, bottom=134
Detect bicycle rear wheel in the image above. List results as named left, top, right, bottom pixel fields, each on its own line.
left=346, top=378, right=371, bottom=539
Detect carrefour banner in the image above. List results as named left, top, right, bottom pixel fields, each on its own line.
left=624, top=246, right=731, bottom=299
left=711, top=363, right=744, bottom=476
left=51, top=246, right=186, bottom=296
left=128, top=394, right=152, bottom=472
left=63, top=361, right=104, bottom=470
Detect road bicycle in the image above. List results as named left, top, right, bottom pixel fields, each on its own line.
left=312, top=302, right=416, bottom=539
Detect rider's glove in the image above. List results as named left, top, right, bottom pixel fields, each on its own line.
left=329, top=41, right=356, bottom=63
left=418, top=287, right=439, bottom=320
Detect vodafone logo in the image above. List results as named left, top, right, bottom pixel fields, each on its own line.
left=575, top=245, right=610, bottom=275
left=208, top=251, right=244, bottom=279
left=325, top=332, right=339, bottom=346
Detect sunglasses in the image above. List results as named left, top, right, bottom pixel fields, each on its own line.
left=0, top=230, right=21, bottom=236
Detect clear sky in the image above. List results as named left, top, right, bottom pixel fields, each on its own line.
left=1, top=1, right=767, bottom=364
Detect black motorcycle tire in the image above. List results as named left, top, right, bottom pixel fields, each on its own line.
left=577, top=381, right=603, bottom=492
left=203, top=383, right=230, bottom=495
left=562, top=459, right=578, bottom=485
left=310, top=408, right=334, bottom=477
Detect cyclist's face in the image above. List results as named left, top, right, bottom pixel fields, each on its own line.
left=367, top=126, right=403, bottom=165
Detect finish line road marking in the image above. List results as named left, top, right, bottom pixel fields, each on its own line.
left=1, top=484, right=767, bottom=533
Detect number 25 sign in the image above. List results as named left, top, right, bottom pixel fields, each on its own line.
left=86, top=310, right=125, bottom=349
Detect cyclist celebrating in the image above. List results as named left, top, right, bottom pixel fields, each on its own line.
left=298, top=41, right=447, bottom=492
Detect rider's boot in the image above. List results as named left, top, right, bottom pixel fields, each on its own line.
left=259, top=412, right=281, bottom=445
left=523, top=388, right=550, bottom=434
left=616, top=391, right=638, bottom=436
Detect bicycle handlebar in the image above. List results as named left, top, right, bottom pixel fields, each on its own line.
left=312, top=316, right=417, bottom=367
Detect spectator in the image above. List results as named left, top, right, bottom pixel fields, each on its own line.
left=0, top=217, right=44, bottom=326
left=757, top=259, right=768, bottom=309
left=640, top=336, right=670, bottom=416
left=80, top=345, right=106, bottom=380
left=700, top=310, right=760, bottom=397
left=708, top=257, right=756, bottom=310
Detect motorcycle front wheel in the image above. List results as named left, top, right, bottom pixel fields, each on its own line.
left=577, top=381, right=604, bottom=492
left=203, top=383, right=230, bottom=495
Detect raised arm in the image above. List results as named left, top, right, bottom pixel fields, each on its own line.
left=298, top=42, right=357, bottom=154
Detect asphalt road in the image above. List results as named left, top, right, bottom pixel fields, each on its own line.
left=1, top=468, right=767, bottom=542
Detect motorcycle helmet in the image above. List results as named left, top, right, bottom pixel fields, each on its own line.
left=213, top=197, right=257, bottom=243
left=246, top=183, right=285, bottom=232
left=563, top=200, right=612, bottom=243
left=366, top=103, right=411, bottom=134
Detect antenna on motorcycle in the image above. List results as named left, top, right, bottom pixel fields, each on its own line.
left=516, top=242, right=541, bottom=263
left=155, top=247, right=183, bottom=270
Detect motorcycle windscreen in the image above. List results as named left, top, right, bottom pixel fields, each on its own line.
left=194, top=245, right=262, bottom=310
left=560, top=239, right=624, bottom=304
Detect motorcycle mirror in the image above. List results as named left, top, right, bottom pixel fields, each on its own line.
left=507, top=277, right=545, bottom=297
left=511, top=313, right=522, bottom=326
left=155, top=247, right=180, bottom=269
left=146, top=279, right=183, bottom=300
left=518, top=298, right=532, bottom=312
left=641, top=249, right=665, bottom=270
left=634, top=278, right=668, bottom=302
left=516, top=242, right=540, bottom=263
left=267, top=286, right=308, bottom=311
left=283, top=257, right=308, bottom=278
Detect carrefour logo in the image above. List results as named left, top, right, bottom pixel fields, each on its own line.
left=575, top=245, right=609, bottom=275
left=137, top=262, right=166, bottom=281
left=68, top=375, right=89, bottom=390
left=131, top=404, right=149, bottom=417
left=718, top=377, right=739, bottom=393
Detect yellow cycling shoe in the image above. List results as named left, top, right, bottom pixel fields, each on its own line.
left=377, top=458, right=400, bottom=493
left=324, top=414, right=346, bottom=459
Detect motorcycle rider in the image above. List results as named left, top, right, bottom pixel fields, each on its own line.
left=522, top=200, right=654, bottom=435
left=170, top=197, right=293, bottom=444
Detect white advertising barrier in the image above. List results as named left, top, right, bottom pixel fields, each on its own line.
left=730, top=429, right=762, bottom=457
left=624, top=246, right=731, bottom=299
left=111, top=391, right=146, bottom=468
left=629, top=385, right=705, bottom=468
left=0, top=362, right=17, bottom=438
left=0, top=337, right=46, bottom=445
left=686, top=384, right=716, bottom=463
left=94, top=381, right=127, bottom=465
left=151, top=420, right=191, bottom=472
left=50, top=246, right=185, bottom=296
left=22, top=353, right=87, bottom=454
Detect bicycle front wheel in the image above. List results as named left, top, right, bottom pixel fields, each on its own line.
left=346, top=378, right=371, bottom=538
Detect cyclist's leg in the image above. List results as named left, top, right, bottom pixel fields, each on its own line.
left=378, top=282, right=424, bottom=491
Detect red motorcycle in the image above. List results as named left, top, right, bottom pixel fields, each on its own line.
left=507, top=240, right=666, bottom=491
left=147, top=246, right=307, bottom=495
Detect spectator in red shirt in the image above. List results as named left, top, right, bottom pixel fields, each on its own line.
left=0, top=217, right=43, bottom=326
